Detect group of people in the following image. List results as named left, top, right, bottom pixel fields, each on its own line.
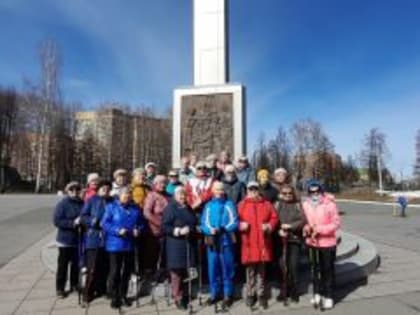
left=53, top=151, right=341, bottom=312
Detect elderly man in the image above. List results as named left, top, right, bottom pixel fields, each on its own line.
left=236, top=156, right=255, bottom=185
left=222, top=164, right=246, bottom=204
left=185, top=161, right=214, bottom=212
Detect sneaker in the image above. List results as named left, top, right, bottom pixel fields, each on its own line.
left=246, top=295, right=256, bottom=307
left=323, top=298, right=334, bottom=310
left=56, top=290, right=66, bottom=299
left=310, top=294, right=321, bottom=308
left=175, top=300, right=187, bottom=310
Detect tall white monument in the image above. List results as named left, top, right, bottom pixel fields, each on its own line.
left=172, top=0, right=246, bottom=167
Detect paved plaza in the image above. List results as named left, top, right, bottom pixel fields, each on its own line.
left=0, top=197, right=419, bottom=315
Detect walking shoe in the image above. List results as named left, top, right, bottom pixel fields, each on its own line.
left=290, top=294, right=300, bottom=303
left=206, top=297, right=217, bottom=306
left=56, top=290, right=66, bottom=299
left=246, top=295, right=257, bottom=307
left=122, top=297, right=132, bottom=307
left=258, top=296, right=268, bottom=309
left=322, top=298, right=334, bottom=310
left=110, top=299, right=122, bottom=309
left=221, top=297, right=233, bottom=311
left=175, top=299, right=187, bottom=310
left=310, top=294, right=321, bottom=308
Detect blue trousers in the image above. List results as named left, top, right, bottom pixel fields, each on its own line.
left=207, top=245, right=235, bottom=299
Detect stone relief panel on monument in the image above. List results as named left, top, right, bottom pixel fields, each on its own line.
left=181, top=93, right=233, bottom=158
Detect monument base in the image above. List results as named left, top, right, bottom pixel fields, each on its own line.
left=172, top=84, right=246, bottom=168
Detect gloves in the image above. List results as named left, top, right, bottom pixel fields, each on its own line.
left=262, top=223, right=271, bottom=233
left=279, top=229, right=288, bottom=237
left=239, top=222, right=249, bottom=231
left=180, top=226, right=190, bottom=236
left=73, top=217, right=81, bottom=227
left=173, top=227, right=181, bottom=237
left=118, top=228, right=127, bottom=236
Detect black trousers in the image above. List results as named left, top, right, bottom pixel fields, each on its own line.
left=56, top=247, right=78, bottom=292
left=279, top=242, right=300, bottom=296
left=108, top=251, right=134, bottom=300
left=309, top=246, right=336, bottom=298
left=85, top=248, right=109, bottom=296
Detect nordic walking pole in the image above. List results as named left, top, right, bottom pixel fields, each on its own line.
left=77, top=226, right=84, bottom=306
left=186, top=235, right=193, bottom=315
left=281, top=234, right=288, bottom=306
left=134, top=239, right=140, bottom=308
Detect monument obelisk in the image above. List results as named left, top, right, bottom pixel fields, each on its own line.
left=172, top=0, right=246, bottom=167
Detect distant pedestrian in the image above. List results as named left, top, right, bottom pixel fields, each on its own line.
left=397, top=195, right=408, bottom=217
left=53, top=181, right=84, bottom=298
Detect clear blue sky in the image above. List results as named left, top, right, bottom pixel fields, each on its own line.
left=1, top=0, right=419, bottom=179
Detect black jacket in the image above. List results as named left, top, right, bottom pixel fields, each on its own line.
left=260, top=183, right=279, bottom=204
left=222, top=177, right=246, bottom=204
left=162, top=201, right=197, bottom=269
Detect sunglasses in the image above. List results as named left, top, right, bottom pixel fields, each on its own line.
left=308, top=190, right=320, bottom=195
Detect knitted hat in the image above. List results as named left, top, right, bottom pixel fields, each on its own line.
left=113, top=169, right=127, bottom=179
left=257, top=169, right=270, bottom=179
left=87, top=173, right=100, bottom=184
left=65, top=181, right=81, bottom=192
left=247, top=181, right=259, bottom=189
left=274, top=168, right=288, bottom=175
left=132, top=168, right=146, bottom=176
left=145, top=162, right=157, bottom=170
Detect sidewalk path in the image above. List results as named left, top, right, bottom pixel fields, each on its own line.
left=1, top=201, right=420, bottom=314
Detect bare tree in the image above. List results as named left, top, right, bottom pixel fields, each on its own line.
left=361, top=128, right=390, bottom=190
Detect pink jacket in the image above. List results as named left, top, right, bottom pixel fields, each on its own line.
left=302, top=195, right=341, bottom=248
left=143, top=191, right=170, bottom=237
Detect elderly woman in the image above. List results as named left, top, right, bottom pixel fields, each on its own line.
left=131, top=168, right=149, bottom=209
left=111, top=169, right=129, bottom=197
left=275, top=184, right=306, bottom=304
left=200, top=181, right=238, bottom=311
left=238, top=181, right=279, bottom=309
left=53, top=181, right=84, bottom=298
left=162, top=186, right=197, bottom=310
left=84, top=173, right=100, bottom=202
left=143, top=175, right=170, bottom=273
left=302, top=181, right=340, bottom=310
left=80, top=180, right=114, bottom=302
left=101, top=187, right=146, bottom=309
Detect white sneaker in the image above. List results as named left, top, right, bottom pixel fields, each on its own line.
left=323, top=298, right=334, bottom=310
left=310, top=294, right=321, bottom=307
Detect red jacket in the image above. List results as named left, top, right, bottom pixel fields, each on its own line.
left=185, top=176, right=214, bottom=211
left=238, top=196, right=279, bottom=264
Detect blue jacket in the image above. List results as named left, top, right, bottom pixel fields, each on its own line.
left=200, top=198, right=239, bottom=247
left=53, top=196, right=84, bottom=247
left=237, top=166, right=256, bottom=185
left=101, top=200, right=146, bottom=252
left=81, top=195, right=114, bottom=249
